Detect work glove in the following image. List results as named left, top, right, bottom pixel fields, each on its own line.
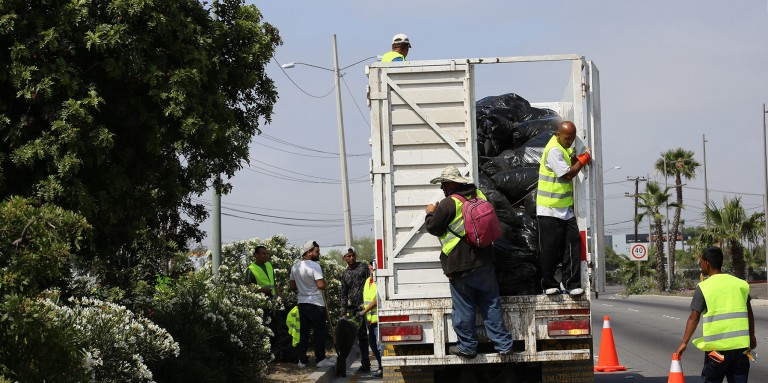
left=355, top=311, right=364, bottom=319
left=576, top=152, right=591, bottom=166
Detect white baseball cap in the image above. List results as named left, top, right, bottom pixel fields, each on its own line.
left=392, top=33, right=411, bottom=47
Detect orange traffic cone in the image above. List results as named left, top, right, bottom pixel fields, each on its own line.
left=668, top=353, right=685, bottom=383
left=594, top=316, right=627, bottom=372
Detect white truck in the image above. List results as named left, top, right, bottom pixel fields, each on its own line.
left=366, top=55, right=605, bottom=383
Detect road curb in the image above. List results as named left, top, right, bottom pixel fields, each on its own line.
left=306, top=346, right=359, bottom=383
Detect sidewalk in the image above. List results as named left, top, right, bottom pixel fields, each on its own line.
left=266, top=345, right=381, bottom=383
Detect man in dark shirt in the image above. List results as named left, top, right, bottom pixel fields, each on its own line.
left=340, top=247, right=372, bottom=373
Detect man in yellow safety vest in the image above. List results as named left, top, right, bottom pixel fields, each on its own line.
left=245, top=245, right=277, bottom=297
left=359, top=261, right=382, bottom=378
left=536, top=121, right=591, bottom=296
left=676, top=247, right=756, bottom=382
left=381, top=33, right=410, bottom=62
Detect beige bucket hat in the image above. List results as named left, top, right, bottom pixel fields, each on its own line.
left=429, top=165, right=470, bottom=184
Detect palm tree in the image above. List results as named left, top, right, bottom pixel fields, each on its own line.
left=697, top=197, right=764, bottom=280
left=636, top=181, right=677, bottom=291
left=655, top=149, right=700, bottom=285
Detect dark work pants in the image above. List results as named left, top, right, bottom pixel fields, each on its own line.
left=537, top=215, right=581, bottom=290
left=298, top=303, right=327, bottom=364
left=702, top=349, right=750, bottom=383
left=357, top=317, right=371, bottom=367
left=367, top=321, right=382, bottom=369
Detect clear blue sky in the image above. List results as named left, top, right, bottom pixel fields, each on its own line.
left=199, top=0, right=768, bottom=251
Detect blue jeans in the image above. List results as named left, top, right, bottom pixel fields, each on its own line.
left=702, top=349, right=750, bottom=383
left=298, top=303, right=327, bottom=364
left=367, top=321, right=382, bottom=369
left=449, top=263, right=513, bottom=354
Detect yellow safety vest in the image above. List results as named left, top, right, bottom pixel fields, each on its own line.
left=286, top=306, right=300, bottom=347
left=693, top=274, right=750, bottom=351
left=537, top=135, right=574, bottom=208
left=363, top=277, right=378, bottom=324
left=381, top=51, right=405, bottom=62
left=438, top=190, right=488, bottom=255
left=248, top=262, right=275, bottom=296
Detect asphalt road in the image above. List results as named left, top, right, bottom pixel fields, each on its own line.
left=593, top=292, right=768, bottom=382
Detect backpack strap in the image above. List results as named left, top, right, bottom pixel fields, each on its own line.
left=446, top=192, right=477, bottom=244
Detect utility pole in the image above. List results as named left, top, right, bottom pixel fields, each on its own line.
left=332, top=34, right=353, bottom=248
left=703, top=134, right=709, bottom=227
left=627, top=176, right=647, bottom=242
left=762, top=103, right=768, bottom=296
left=212, top=178, right=221, bottom=277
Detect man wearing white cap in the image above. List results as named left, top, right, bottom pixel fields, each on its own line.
left=382, top=33, right=410, bottom=62
left=290, top=240, right=335, bottom=368
left=424, top=165, right=513, bottom=359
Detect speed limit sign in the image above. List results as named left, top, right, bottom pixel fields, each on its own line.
left=630, top=243, right=648, bottom=261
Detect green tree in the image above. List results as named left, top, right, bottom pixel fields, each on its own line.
left=697, top=197, right=764, bottom=280
left=655, top=148, right=700, bottom=285
left=0, top=0, right=281, bottom=288
left=636, top=181, right=676, bottom=291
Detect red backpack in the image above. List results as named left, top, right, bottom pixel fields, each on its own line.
left=448, top=192, right=502, bottom=248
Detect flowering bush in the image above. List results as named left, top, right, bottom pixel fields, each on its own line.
left=145, top=262, right=274, bottom=383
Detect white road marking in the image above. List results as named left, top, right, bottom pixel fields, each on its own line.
left=628, top=308, right=639, bottom=312
left=602, top=304, right=614, bottom=307
left=662, top=315, right=680, bottom=320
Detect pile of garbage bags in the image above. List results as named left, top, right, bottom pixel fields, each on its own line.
left=476, top=93, right=562, bottom=296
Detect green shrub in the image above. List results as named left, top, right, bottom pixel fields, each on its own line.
left=146, top=262, right=274, bottom=383
left=0, top=295, right=90, bottom=383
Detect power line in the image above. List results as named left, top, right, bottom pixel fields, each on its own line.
left=272, top=57, right=336, bottom=99
left=253, top=141, right=341, bottom=159
left=340, top=74, right=370, bottom=126
left=191, top=197, right=372, bottom=219
left=686, top=185, right=763, bottom=197
left=262, top=134, right=369, bottom=157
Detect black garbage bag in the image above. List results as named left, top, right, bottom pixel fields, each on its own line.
left=484, top=188, right=514, bottom=227
left=523, top=188, right=537, bottom=217
left=507, top=208, right=538, bottom=259
left=522, top=107, right=560, bottom=122
left=511, top=116, right=561, bottom=146
left=478, top=156, right=508, bottom=177
left=478, top=173, right=496, bottom=193
left=477, top=115, right=516, bottom=157
left=494, top=235, right=538, bottom=297
left=476, top=93, right=531, bottom=122
left=271, top=307, right=300, bottom=363
left=334, top=316, right=363, bottom=377
left=491, top=168, right=539, bottom=206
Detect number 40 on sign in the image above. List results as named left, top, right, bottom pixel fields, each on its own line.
left=630, top=243, right=648, bottom=261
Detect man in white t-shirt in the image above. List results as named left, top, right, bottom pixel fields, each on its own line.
left=290, top=240, right=334, bottom=368
left=536, top=121, right=591, bottom=296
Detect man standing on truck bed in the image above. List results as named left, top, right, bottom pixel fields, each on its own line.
left=424, top=165, right=513, bottom=358
left=536, top=121, right=591, bottom=296
left=381, top=33, right=410, bottom=62
left=675, top=247, right=756, bottom=383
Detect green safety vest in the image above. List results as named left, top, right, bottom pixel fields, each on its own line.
left=248, top=262, right=275, bottom=296
left=537, top=135, right=574, bottom=208
left=693, top=274, right=750, bottom=351
left=363, top=277, right=378, bottom=324
left=438, top=189, right=488, bottom=255
left=381, top=51, right=405, bottom=62
left=286, top=305, right=300, bottom=347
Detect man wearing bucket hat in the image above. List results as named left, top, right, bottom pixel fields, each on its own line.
left=424, top=165, right=513, bottom=359
left=382, top=33, right=410, bottom=62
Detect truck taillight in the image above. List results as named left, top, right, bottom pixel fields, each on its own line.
left=379, top=315, right=409, bottom=323
left=380, top=325, right=423, bottom=342
left=547, top=319, right=590, bottom=337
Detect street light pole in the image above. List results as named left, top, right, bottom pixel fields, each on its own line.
left=762, top=103, right=768, bottom=292
left=332, top=34, right=353, bottom=248
left=663, top=158, right=672, bottom=291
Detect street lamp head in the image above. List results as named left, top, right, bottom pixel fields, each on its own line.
left=603, top=165, right=621, bottom=174
left=281, top=62, right=296, bottom=69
